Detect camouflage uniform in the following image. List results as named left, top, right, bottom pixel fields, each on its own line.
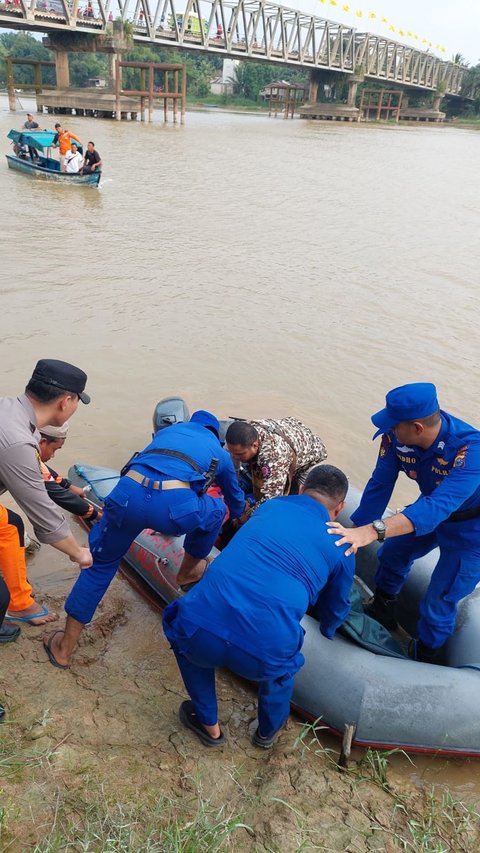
left=247, top=417, right=327, bottom=510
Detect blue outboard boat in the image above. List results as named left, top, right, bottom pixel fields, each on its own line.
left=6, top=130, right=101, bottom=185
left=68, top=398, right=480, bottom=757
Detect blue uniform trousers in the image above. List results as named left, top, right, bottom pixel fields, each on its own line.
left=163, top=606, right=300, bottom=738
left=65, top=473, right=225, bottom=625
left=376, top=532, right=480, bottom=648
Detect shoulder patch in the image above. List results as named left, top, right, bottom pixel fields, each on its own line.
left=261, top=463, right=272, bottom=479
left=379, top=434, right=391, bottom=458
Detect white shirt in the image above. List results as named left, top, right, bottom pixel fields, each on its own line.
left=64, top=150, right=83, bottom=173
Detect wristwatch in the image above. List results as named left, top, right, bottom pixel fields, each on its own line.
left=372, top=519, right=387, bottom=542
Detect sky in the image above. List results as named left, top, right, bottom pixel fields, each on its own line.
left=298, top=0, right=480, bottom=64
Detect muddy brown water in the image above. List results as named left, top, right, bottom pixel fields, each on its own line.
left=1, top=94, right=480, bottom=801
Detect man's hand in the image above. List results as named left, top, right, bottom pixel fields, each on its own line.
left=70, top=546, right=93, bottom=569
left=326, top=522, right=377, bottom=556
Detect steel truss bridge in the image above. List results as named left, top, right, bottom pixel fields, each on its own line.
left=0, top=0, right=466, bottom=95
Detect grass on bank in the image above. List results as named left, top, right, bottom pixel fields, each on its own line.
left=2, top=717, right=480, bottom=852
left=296, top=719, right=480, bottom=853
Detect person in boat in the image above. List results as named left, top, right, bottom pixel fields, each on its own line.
left=0, top=360, right=92, bottom=631
left=43, top=410, right=249, bottom=670
left=19, top=113, right=42, bottom=161
left=64, top=142, right=83, bottom=174
left=39, top=422, right=102, bottom=524
left=225, top=417, right=327, bottom=525
left=163, top=463, right=354, bottom=749
left=53, top=124, right=81, bottom=172
left=327, top=383, right=480, bottom=664
left=80, top=141, right=102, bottom=176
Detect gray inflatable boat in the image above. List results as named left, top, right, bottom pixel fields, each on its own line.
left=68, top=403, right=480, bottom=756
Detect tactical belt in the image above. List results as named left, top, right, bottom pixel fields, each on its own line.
left=446, top=506, right=480, bottom=523
left=126, top=470, right=191, bottom=491
left=121, top=448, right=219, bottom=495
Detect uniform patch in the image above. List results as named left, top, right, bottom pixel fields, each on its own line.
left=379, top=434, right=391, bottom=458
left=454, top=455, right=465, bottom=468
left=261, top=463, right=272, bottom=479
left=437, top=457, right=449, bottom=466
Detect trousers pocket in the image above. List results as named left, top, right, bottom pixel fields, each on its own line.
left=103, top=489, right=129, bottom=528
left=444, top=556, right=480, bottom=603
left=168, top=493, right=201, bottom=535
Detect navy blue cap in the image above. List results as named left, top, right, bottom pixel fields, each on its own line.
left=190, top=409, right=220, bottom=438
left=31, top=359, right=90, bottom=404
left=371, top=383, right=439, bottom=439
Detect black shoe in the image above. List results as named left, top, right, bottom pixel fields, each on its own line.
left=365, top=590, right=398, bottom=631
left=252, top=726, right=281, bottom=749
left=0, top=704, right=4, bottom=721
left=408, top=639, right=439, bottom=664
left=0, top=622, right=21, bottom=644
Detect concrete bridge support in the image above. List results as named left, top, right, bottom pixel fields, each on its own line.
left=54, top=49, right=70, bottom=89
left=347, top=73, right=364, bottom=107
left=308, top=70, right=319, bottom=104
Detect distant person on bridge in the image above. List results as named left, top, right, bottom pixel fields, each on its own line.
left=53, top=123, right=81, bottom=172
left=43, top=410, right=249, bottom=670
left=163, top=464, right=354, bottom=748
left=327, top=383, right=480, bottom=664
left=225, top=417, right=327, bottom=525
left=81, top=141, right=102, bottom=176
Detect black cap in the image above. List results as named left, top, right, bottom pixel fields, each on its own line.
left=31, top=359, right=90, bottom=404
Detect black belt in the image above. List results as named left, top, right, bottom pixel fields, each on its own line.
left=446, top=506, right=480, bottom=523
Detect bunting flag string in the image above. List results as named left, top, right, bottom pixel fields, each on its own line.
left=318, top=0, right=447, bottom=54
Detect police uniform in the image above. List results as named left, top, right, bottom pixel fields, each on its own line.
left=163, top=495, right=354, bottom=738
left=0, top=359, right=89, bottom=615
left=352, top=385, right=480, bottom=649
left=247, top=417, right=327, bottom=507
left=65, top=417, right=246, bottom=625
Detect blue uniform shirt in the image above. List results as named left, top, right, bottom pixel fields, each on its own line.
left=132, top=422, right=245, bottom=518
left=173, top=495, right=355, bottom=666
left=351, top=411, right=480, bottom=538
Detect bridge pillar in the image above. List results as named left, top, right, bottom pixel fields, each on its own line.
left=432, top=94, right=444, bottom=111
left=308, top=72, right=319, bottom=104
left=347, top=74, right=364, bottom=107
left=54, top=50, right=70, bottom=89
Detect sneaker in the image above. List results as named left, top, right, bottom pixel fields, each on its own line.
left=0, top=623, right=21, bottom=644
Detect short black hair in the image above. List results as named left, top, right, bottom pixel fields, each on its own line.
left=303, top=464, right=348, bottom=507
left=406, top=409, right=441, bottom=429
left=225, top=420, right=258, bottom=447
left=88, top=140, right=95, bottom=146
left=26, top=378, right=70, bottom=403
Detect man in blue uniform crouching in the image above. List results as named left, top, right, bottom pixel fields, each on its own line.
left=327, top=383, right=480, bottom=663
left=163, top=464, right=354, bottom=749
left=43, top=410, right=247, bottom=669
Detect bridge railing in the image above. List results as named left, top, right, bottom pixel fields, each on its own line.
left=0, top=0, right=467, bottom=94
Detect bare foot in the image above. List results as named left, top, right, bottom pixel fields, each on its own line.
left=176, top=557, right=210, bottom=588
left=43, top=629, right=70, bottom=669
left=6, top=602, right=58, bottom=626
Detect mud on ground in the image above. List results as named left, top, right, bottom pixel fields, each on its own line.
left=1, top=552, right=479, bottom=852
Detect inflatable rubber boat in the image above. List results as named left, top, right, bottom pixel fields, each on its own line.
left=68, top=400, right=480, bottom=756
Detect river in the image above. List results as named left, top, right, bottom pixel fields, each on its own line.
left=1, top=94, right=480, bottom=797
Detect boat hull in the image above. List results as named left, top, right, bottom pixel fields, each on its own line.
left=6, top=154, right=101, bottom=185
left=68, top=462, right=480, bottom=756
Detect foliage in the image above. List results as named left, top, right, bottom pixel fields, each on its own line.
left=0, top=32, right=55, bottom=86
left=231, top=61, right=306, bottom=101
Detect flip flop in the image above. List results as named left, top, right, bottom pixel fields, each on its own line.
left=178, top=701, right=224, bottom=747
left=43, top=631, right=69, bottom=670
left=252, top=726, right=281, bottom=749
left=5, top=607, right=49, bottom=624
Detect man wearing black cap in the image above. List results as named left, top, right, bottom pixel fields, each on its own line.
left=43, top=410, right=248, bottom=669
left=0, top=359, right=92, bottom=634
left=327, top=383, right=480, bottom=662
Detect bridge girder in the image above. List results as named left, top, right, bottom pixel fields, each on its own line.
left=0, top=0, right=466, bottom=94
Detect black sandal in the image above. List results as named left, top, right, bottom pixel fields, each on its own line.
left=178, top=701, right=224, bottom=747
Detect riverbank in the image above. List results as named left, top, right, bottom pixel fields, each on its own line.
left=1, top=553, right=479, bottom=852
